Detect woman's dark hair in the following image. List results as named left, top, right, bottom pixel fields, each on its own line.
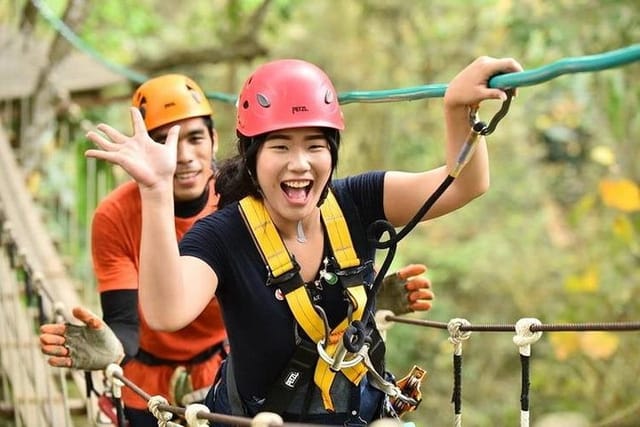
left=216, top=128, right=340, bottom=209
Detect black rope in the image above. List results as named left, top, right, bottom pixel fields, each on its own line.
left=345, top=95, right=513, bottom=351
left=520, top=354, right=530, bottom=412
left=451, top=353, right=463, bottom=416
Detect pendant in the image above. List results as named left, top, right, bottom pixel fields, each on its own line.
left=296, top=220, right=307, bottom=243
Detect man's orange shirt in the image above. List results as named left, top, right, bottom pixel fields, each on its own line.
left=91, top=180, right=226, bottom=409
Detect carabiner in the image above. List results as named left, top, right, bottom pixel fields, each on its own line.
left=469, top=88, right=515, bottom=136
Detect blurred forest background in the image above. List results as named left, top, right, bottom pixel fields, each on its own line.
left=1, top=0, right=640, bottom=426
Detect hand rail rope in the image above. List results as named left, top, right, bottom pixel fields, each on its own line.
left=32, top=0, right=640, bottom=105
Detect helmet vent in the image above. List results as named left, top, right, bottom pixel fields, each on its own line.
left=188, top=87, right=202, bottom=103
left=257, top=93, right=271, bottom=108
left=324, top=90, right=334, bottom=105
left=138, top=96, right=147, bottom=119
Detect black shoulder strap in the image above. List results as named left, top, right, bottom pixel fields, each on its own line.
left=224, top=355, right=247, bottom=416
left=262, top=339, right=318, bottom=414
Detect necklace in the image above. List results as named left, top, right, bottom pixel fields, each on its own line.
left=296, top=220, right=307, bottom=243
left=314, top=257, right=338, bottom=289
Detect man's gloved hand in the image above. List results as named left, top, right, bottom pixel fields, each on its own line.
left=39, top=306, right=124, bottom=371
left=376, top=264, right=434, bottom=315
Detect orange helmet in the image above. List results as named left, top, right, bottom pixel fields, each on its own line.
left=132, top=74, right=213, bottom=131
left=236, top=59, right=344, bottom=137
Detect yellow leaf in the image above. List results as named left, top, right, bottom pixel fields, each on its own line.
left=26, top=171, right=41, bottom=195
left=590, top=145, right=616, bottom=166
left=564, top=267, right=599, bottom=293
left=612, top=215, right=634, bottom=243
left=599, top=179, right=640, bottom=212
left=580, top=332, right=619, bottom=360
left=550, top=332, right=580, bottom=361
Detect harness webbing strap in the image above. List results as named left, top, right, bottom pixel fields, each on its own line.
left=240, top=196, right=295, bottom=278
left=321, top=192, right=360, bottom=269
left=239, top=191, right=369, bottom=412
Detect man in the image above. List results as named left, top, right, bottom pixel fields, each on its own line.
left=45, top=74, right=227, bottom=426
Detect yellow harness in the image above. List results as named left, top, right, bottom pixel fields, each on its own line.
left=239, top=190, right=369, bottom=411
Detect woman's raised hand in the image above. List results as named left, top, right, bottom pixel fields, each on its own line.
left=444, top=56, right=523, bottom=109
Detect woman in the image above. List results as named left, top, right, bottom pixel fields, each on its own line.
left=86, top=56, right=522, bottom=424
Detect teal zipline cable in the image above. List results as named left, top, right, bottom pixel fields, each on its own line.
left=34, top=0, right=640, bottom=105
left=32, top=0, right=147, bottom=84
left=339, top=44, right=640, bottom=104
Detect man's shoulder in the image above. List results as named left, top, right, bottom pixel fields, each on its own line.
left=95, top=181, right=141, bottom=216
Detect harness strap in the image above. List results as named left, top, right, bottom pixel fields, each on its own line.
left=263, top=339, right=318, bottom=414
left=135, top=340, right=228, bottom=366
left=239, top=191, right=368, bottom=412
left=224, top=355, right=246, bottom=416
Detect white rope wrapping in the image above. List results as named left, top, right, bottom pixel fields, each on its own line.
left=184, top=403, right=210, bottom=426
left=104, top=363, right=124, bottom=398
left=375, top=309, right=395, bottom=341
left=368, top=419, right=404, bottom=426
left=251, top=411, right=283, bottom=427
left=454, top=413, right=462, bottom=427
left=447, top=318, right=472, bottom=356
left=521, top=409, right=530, bottom=427
left=148, top=395, right=180, bottom=427
left=512, top=318, right=543, bottom=356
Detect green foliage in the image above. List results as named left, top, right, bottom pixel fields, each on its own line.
left=18, top=0, right=640, bottom=425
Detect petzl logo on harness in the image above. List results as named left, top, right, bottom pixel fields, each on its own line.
left=239, top=191, right=369, bottom=412
left=284, top=371, right=300, bottom=388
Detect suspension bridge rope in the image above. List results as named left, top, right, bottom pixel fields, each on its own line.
left=32, top=0, right=640, bottom=106
left=382, top=315, right=640, bottom=333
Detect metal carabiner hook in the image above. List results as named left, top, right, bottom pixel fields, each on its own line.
left=469, top=88, right=515, bottom=136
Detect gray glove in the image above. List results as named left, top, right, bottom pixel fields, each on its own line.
left=376, top=264, right=433, bottom=315
left=64, top=322, right=124, bottom=370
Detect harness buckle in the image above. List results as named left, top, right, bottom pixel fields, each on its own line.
left=266, top=260, right=303, bottom=293
left=335, top=261, right=372, bottom=287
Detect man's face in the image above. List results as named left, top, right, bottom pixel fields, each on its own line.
left=149, top=117, right=217, bottom=202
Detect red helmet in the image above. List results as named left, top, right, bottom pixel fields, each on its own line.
left=236, top=59, right=344, bottom=137
left=132, top=74, right=213, bottom=131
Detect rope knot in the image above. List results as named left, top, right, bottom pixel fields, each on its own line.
left=513, top=317, right=543, bottom=356
left=251, top=411, right=283, bottom=426
left=375, top=309, right=395, bottom=338
left=447, top=318, right=472, bottom=356
left=447, top=318, right=472, bottom=345
left=184, top=403, right=210, bottom=426
left=104, top=363, right=124, bottom=397
left=148, top=395, right=177, bottom=426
